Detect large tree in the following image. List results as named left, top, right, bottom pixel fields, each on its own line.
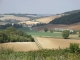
left=44, top=28, right=48, bottom=32
left=62, top=30, right=70, bottom=39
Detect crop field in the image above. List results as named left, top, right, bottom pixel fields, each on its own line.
left=0, top=15, right=30, bottom=21
left=35, top=37, right=80, bottom=49
left=0, top=42, right=38, bottom=52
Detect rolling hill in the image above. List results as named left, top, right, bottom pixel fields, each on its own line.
left=49, top=12, right=80, bottom=24
left=32, top=23, right=80, bottom=31
left=0, top=15, right=30, bottom=21
left=35, top=15, right=62, bottom=23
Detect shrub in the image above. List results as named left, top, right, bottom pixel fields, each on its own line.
left=69, top=43, right=80, bottom=53
left=50, top=30, right=53, bottom=33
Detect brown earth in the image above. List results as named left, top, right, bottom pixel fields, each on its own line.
left=36, top=37, right=80, bottom=49
left=0, top=42, right=38, bottom=52
left=33, top=23, right=80, bottom=31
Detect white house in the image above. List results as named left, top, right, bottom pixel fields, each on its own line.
left=54, top=28, right=73, bottom=32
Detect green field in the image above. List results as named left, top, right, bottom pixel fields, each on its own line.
left=18, top=27, right=62, bottom=37
left=18, top=27, right=80, bottom=39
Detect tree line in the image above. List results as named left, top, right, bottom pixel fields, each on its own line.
left=49, top=12, right=80, bottom=24
left=0, top=27, right=34, bottom=43
left=0, top=24, right=22, bottom=29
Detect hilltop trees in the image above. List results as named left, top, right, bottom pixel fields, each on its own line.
left=62, top=30, right=70, bottom=39
left=49, top=12, right=80, bottom=24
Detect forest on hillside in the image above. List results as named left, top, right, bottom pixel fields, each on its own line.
left=49, top=12, right=80, bottom=24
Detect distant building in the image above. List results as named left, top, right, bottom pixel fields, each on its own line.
left=54, top=28, right=73, bottom=32
left=18, top=21, right=40, bottom=27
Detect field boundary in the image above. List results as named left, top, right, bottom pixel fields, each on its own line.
left=33, top=37, right=43, bottom=50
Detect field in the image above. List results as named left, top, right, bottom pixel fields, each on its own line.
left=35, top=37, right=80, bottom=49
left=0, top=42, right=38, bottom=52
left=0, top=15, right=30, bottom=21
left=0, top=27, right=80, bottom=60
left=33, top=23, right=80, bottom=31
left=36, top=15, right=61, bottom=23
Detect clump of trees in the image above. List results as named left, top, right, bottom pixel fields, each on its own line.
left=0, top=24, right=22, bottom=29
left=0, top=27, right=34, bottom=43
left=62, top=30, right=70, bottom=39
left=32, top=23, right=47, bottom=27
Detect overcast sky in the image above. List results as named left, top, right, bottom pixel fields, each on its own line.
left=0, top=0, right=80, bottom=14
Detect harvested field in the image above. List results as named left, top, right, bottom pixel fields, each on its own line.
left=36, top=15, right=61, bottom=23
left=36, top=37, right=80, bottom=49
left=0, top=42, right=38, bottom=52
left=0, top=15, right=30, bottom=21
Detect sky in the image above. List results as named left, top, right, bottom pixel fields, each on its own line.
left=0, top=0, right=80, bottom=14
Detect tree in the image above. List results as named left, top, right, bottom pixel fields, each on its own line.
left=50, top=30, right=53, bottom=33
left=62, top=30, right=70, bottom=39
left=0, top=31, right=8, bottom=43
left=44, top=28, right=48, bottom=32
left=5, top=27, right=16, bottom=35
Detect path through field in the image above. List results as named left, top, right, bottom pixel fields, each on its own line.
left=36, top=37, right=80, bottom=49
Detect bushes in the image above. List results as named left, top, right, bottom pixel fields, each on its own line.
left=0, top=27, right=34, bottom=43
left=0, top=43, right=80, bottom=60
left=0, top=32, right=9, bottom=43
left=69, top=43, right=80, bottom=53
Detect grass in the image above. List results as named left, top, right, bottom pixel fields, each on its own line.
left=0, top=46, right=80, bottom=60
left=18, top=27, right=62, bottom=37
left=18, top=27, right=80, bottom=39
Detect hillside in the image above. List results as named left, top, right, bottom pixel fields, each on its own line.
left=49, top=12, right=80, bottom=24
left=0, top=14, right=44, bottom=21
left=36, top=15, right=62, bottom=23
left=0, top=15, right=30, bottom=21
left=63, top=9, right=80, bottom=14
left=33, top=23, right=80, bottom=31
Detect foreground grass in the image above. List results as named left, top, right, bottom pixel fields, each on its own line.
left=0, top=44, right=80, bottom=60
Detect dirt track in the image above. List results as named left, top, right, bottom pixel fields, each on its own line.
left=0, top=42, right=38, bottom=52
left=36, top=37, right=80, bottom=49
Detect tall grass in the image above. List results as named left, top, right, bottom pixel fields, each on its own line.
left=0, top=43, right=80, bottom=60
